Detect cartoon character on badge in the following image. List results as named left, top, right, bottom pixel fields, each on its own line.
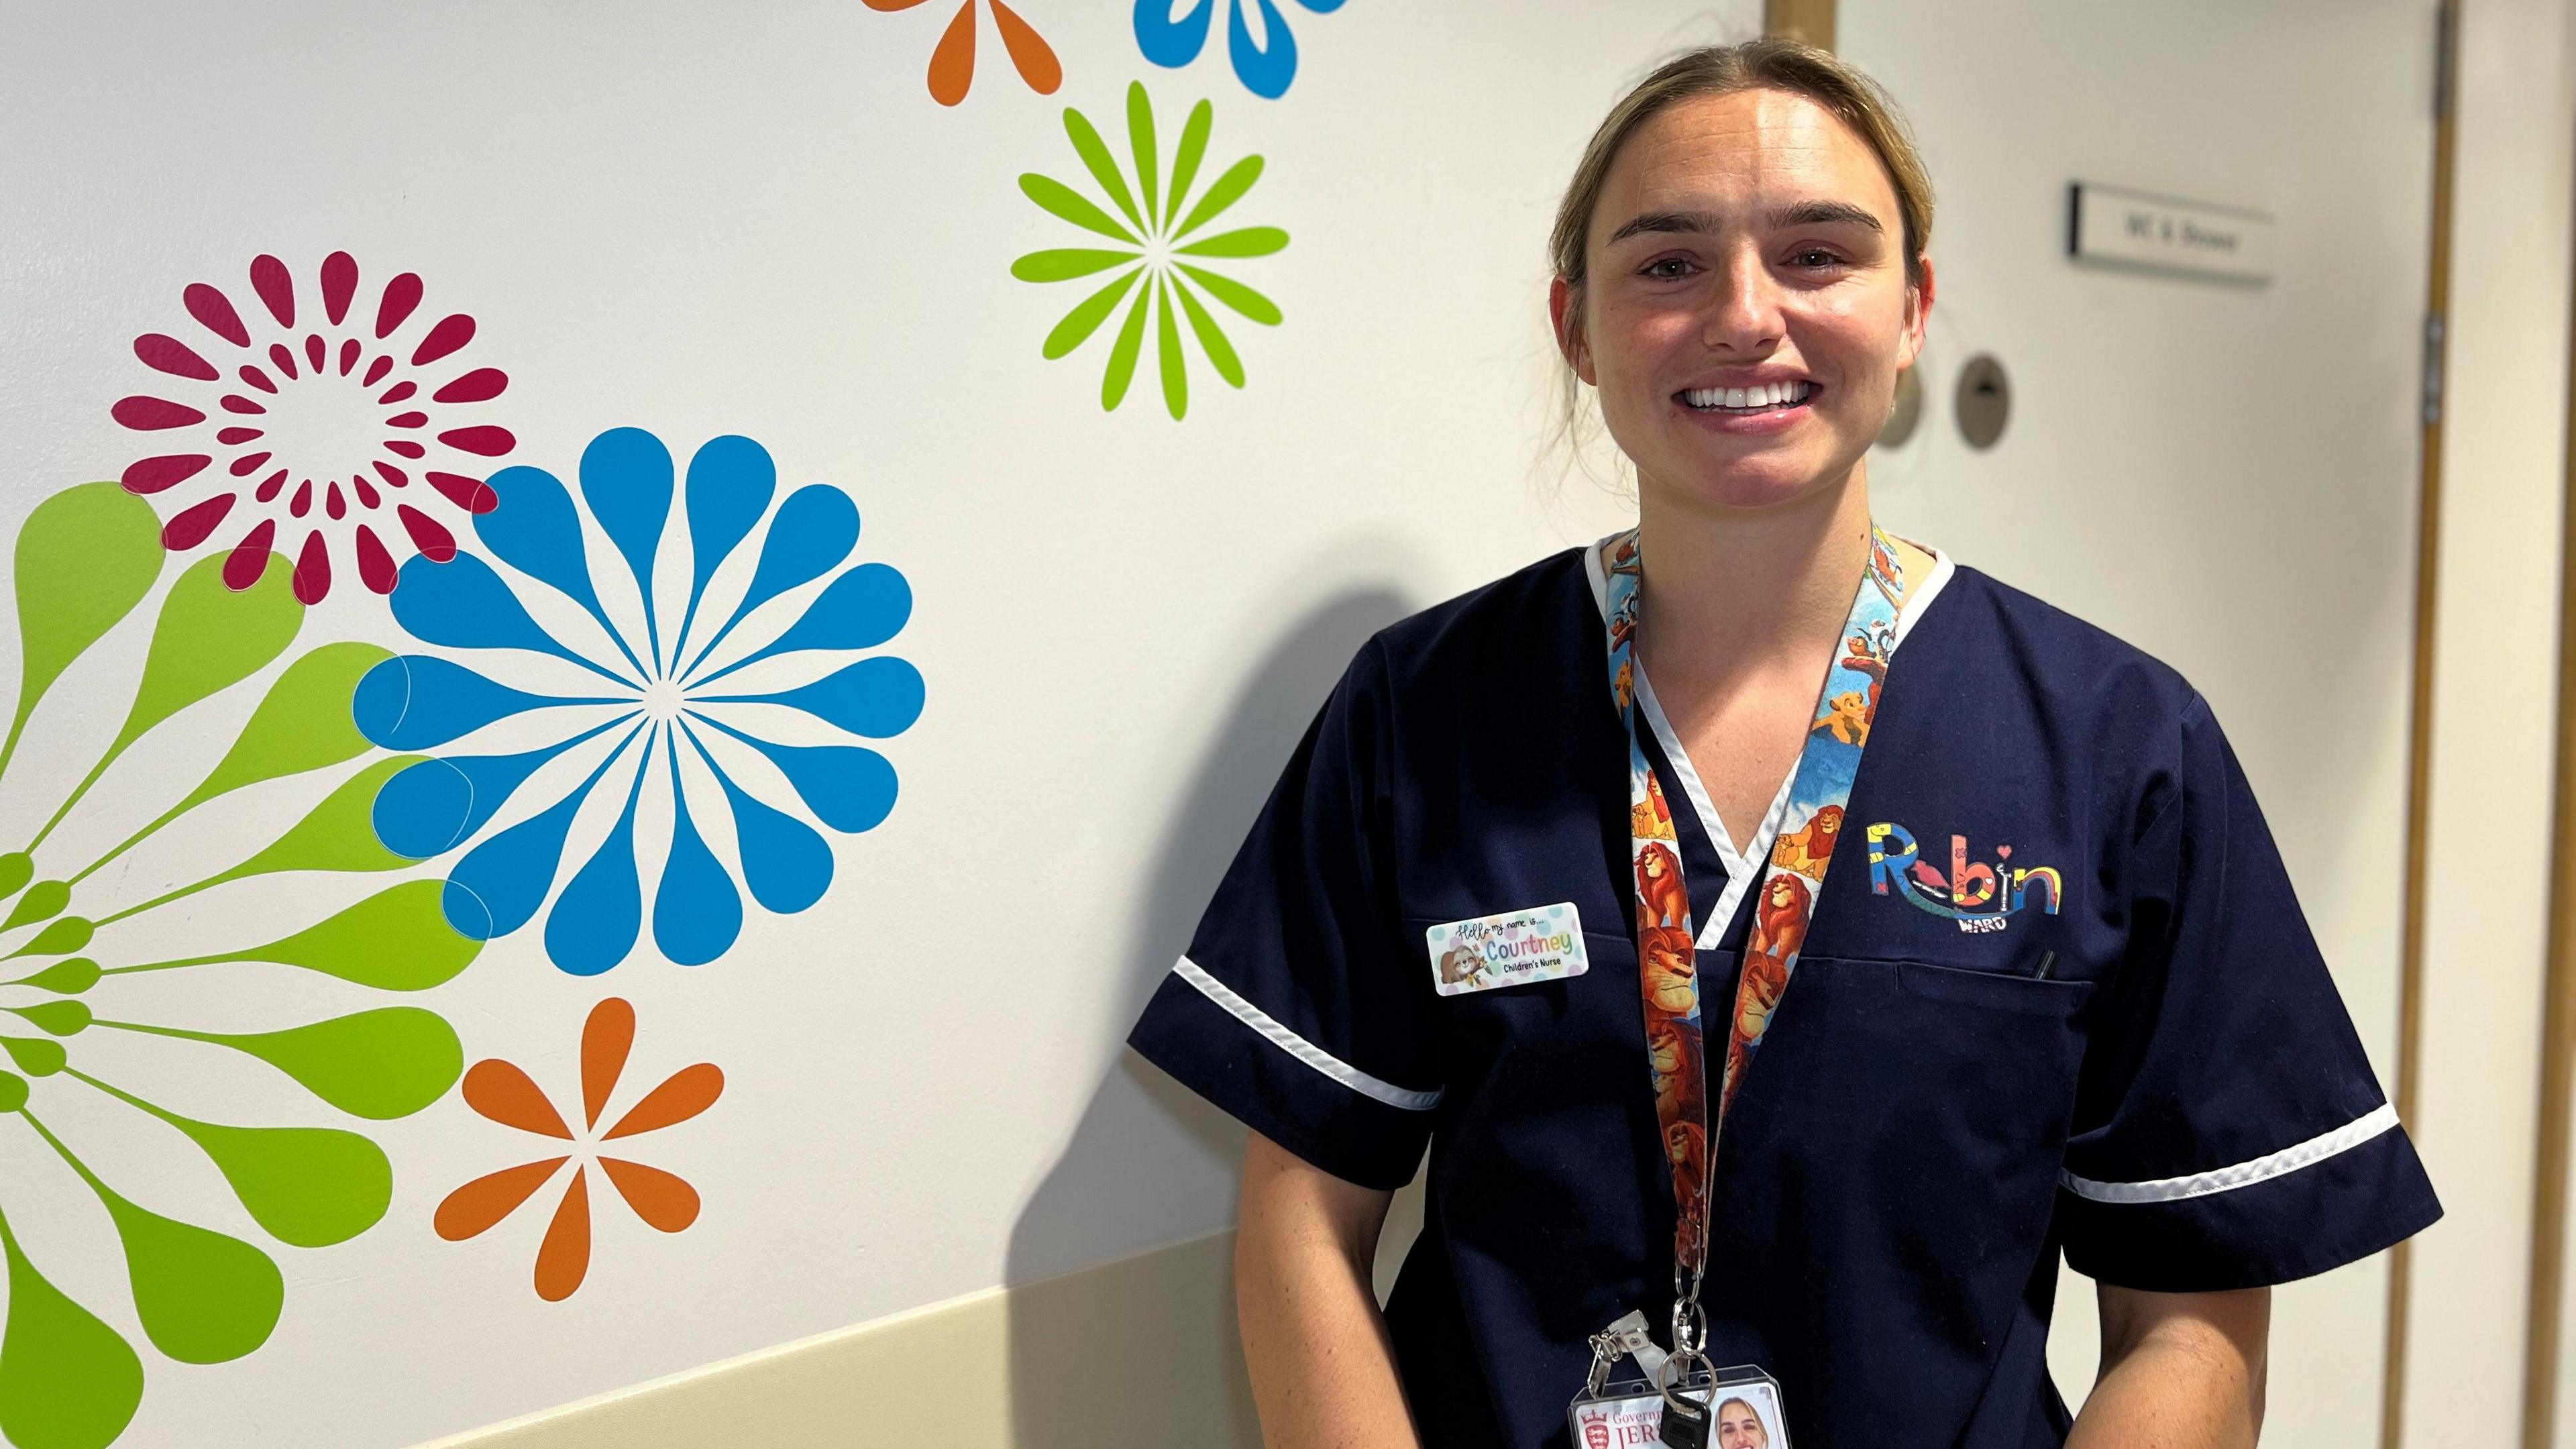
left=1636, top=840, right=1690, bottom=930
left=1439, top=945, right=1488, bottom=989
left=1640, top=926, right=1698, bottom=1016
left=1814, top=688, right=1871, bottom=745
left=1774, top=804, right=1843, bottom=878
left=1749, top=871, right=1813, bottom=963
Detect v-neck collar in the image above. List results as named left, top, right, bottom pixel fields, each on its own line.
left=1583, top=530, right=1957, bottom=947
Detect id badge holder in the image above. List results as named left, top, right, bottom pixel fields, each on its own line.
left=1565, top=1366, right=1790, bottom=1449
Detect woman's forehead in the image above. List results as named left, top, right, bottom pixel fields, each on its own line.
left=1599, top=89, right=1898, bottom=232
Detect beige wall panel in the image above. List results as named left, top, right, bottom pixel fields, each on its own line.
left=414, top=1232, right=1258, bottom=1449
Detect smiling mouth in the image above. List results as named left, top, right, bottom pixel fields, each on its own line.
left=1679, top=380, right=1817, bottom=414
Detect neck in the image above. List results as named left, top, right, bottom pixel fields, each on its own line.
left=1634, top=460, right=1877, bottom=685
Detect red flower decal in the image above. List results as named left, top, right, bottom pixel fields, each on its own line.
left=433, top=998, right=724, bottom=1302
left=114, top=250, right=513, bottom=602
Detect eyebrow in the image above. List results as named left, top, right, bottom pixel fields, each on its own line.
left=1605, top=201, right=1886, bottom=245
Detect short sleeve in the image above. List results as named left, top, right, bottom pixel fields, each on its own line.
left=2057, top=693, right=2440, bottom=1291
left=1126, top=638, right=1440, bottom=1191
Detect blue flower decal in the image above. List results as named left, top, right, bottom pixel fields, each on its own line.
left=1134, top=0, right=1346, bottom=99
left=356, top=427, right=922, bottom=975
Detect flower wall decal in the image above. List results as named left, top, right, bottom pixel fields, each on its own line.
left=1013, top=82, right=1288, bottom=420
left=0, top=482, right=480, bottom=1449
left=434, top=998, right=722, bottom=1302
left=113, top=251, right=514, bottom=603
left=1134, top=0, right=1346, bottom=99
left=357, top=427, right=923, bottom=975
left=863, top=0, right=1061, bottom=106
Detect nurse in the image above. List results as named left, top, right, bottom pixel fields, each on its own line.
left=1126, top=37, right=2438, bottom=1449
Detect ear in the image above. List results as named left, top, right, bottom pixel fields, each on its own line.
left=1548, top=275, right=1598, bottom=385
left=1896, top=254, right=1935, bottom=371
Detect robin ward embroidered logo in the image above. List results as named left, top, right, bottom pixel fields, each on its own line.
left=1866, top=822, right=2062, bottom=934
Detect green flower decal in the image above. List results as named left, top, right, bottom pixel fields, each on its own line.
left=1013, top=81, right=1288, bottom=420
left=0, top=482, right=479, bottom=1449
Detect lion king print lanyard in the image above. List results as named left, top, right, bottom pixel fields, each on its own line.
left=1600, top=526, right=1904, bottom=1312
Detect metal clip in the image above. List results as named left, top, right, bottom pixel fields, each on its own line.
left=1583, top=1329, right=1618, bottom=1397
left=1670, top=1291, right=1708, bottom=1357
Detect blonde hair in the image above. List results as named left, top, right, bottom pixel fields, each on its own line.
left=1544, top=40, right=1934, bottom=480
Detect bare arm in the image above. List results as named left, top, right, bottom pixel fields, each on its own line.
left=2068, top=1284, right=2269, bottom=1449
left=1235, top=1130, right=1423, bottom=1449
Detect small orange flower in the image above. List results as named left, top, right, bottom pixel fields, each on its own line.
left=863, top=0, right=1061, bottom=106
left=434, top=998, right=724, bottom=1302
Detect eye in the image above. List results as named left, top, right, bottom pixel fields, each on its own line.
left=1788, top=247, right=1842, bottom=268
left=1640, top=255, right=1698, bottom=279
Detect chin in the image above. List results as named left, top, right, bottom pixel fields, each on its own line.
left=1656, top=455, right=1838, bottom=514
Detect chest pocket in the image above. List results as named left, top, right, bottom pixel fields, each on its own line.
left=1702, top=955, right=2093, bottom=1444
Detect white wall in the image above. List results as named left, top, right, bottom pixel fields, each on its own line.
left=1837, top=1, right=2438, bottom=1440
left=0, top=3, right=2512, bottom=1446
left=0, top=3, right=1756, bottom=1446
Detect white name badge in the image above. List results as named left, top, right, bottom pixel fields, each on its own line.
left=1426, top=902, right=1588, bottom=996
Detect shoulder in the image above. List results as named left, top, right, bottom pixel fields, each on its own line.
left=1362, top=545, right=1595, bottom=684
left=1917, top=563, right=2206, bottom=727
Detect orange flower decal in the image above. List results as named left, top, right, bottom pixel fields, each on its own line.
left=434, top=998, right=723, bottom=1301
left=863, top=0, right=1061, bottom=106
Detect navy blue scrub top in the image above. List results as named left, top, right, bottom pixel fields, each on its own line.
left=1127, top=544, right=2440, bottom=1449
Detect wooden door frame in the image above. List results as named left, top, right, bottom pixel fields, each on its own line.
left=1765, top=0, right=1835, bottom=50
left=2524, top=1, right=2576, bottom=1436
left=2390, top=5, right=2463, bottom=1448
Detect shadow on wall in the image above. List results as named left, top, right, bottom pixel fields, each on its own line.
left=1004, top=584, right=1416, bottom=1449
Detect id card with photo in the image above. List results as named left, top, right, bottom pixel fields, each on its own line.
left=1566, top=1368, right=1789, bottom=1449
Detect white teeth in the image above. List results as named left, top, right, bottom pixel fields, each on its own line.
left=1682, top=382, right=1811, bottom=409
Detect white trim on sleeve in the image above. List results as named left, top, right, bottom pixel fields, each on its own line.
left=1171, top=957, right=1444, bottom=1112
left=2058, top=1102, right=2400, bottom=1205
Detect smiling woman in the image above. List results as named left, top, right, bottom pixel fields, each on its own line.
left=1546, top=44, right=1931, bottom=521
left=1123, top=37, right=2439, bottom=1449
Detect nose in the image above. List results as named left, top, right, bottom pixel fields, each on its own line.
left=1701, top=242, right=1786, bottom=354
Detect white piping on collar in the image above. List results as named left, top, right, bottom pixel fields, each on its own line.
left=1583, top=531, right=1955, bottom=947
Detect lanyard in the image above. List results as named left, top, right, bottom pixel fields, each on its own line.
left=1599, top=525, right=1906, bottom=1329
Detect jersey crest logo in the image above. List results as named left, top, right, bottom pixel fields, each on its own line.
left=1866, top=822, right=2061, bottom=934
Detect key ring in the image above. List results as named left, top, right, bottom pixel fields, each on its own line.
left=1658, top=1342, right=1712, bottom=1420
left=1670, top=1291, right=1707, bottom=1357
